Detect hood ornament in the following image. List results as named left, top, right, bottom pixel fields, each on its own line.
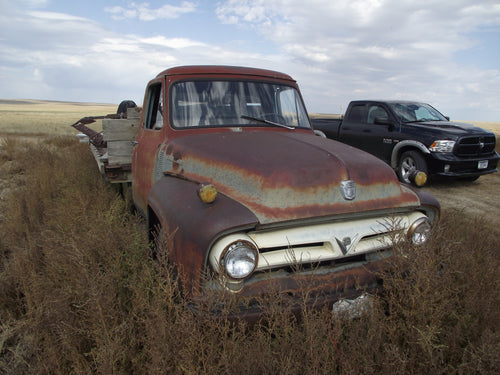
left=340, top=180, right=356, bottom=200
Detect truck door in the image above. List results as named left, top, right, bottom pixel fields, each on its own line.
left=338, top=103, right=366, bottom=149
left=362, top=104, right=395, bottom=162
left=339, top=103, right=394, bottom=163
left=132, top=80, right=165, bottom=215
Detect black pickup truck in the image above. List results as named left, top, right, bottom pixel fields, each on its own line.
left=311, top=100, right=499, bottom=185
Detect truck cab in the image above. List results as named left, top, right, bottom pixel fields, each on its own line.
left=131, top=66, right=311, bottom=217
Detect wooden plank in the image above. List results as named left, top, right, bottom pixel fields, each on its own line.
left=127, top=106, right=142, bottom=119
left=102, top=119, right=140, bottom=141
left=107, top=140, right=134, bottom=165
left=89, top=144, right=107, bottom=174
left=108, top=156, right=133, bottom=166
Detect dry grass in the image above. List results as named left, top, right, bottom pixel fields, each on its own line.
left=0, top=99, right=116, bottom=136
left=469, top=121, right=500, bottom=133
left=0, top=101, right=499, bottom=373
left=0, top=136, right=498, bottom=374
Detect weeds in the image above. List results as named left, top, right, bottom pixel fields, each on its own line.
left=0, top=137, right=499, bottom=374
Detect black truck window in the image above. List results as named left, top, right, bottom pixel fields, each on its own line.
left=367, top=105, right=389, bottom=124
left=348, top=104, right=365, bottom=123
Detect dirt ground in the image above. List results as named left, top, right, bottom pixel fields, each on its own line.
left=423, top=171, right=500, bottom=225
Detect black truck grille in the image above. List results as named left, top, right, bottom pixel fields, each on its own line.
left=454, top=135, right=496, bottom=157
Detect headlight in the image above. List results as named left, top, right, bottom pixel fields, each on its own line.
left=429, top=140, right=455, bottom=153
left=220, top=241, right=258, bottom=279
left=408, top=217, right=432, bottom=245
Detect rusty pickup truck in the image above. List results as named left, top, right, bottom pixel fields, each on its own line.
left=72, top=65, right=440, bottom=318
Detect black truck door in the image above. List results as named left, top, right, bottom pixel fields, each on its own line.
left=339, top=102, right=395, bottom=163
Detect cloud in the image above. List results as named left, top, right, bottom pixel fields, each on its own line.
left=0, top=0, right=499, bottom=120
left=0, top=4, right=280, bottom=104
left=105, top=1, right=197, bottom=21
left=214, top=0, right=500, bottom=120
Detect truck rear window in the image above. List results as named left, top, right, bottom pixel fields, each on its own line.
left=170, top=80, right=311, bottom=129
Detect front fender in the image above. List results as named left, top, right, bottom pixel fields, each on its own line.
left=410, top=187, right=440, bottom=224
left=148, top=176, right=259, bottom=293
left=391, top=140, right=430, bottom=169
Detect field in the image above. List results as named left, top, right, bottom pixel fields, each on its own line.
left=0, top=100, right=499, bottom=374
left=0, top=99, right=116, bottom=136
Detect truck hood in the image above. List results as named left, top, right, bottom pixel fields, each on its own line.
left=408, top=121, right=493, bottom=136
left=157, top=131, right=421, bottom=224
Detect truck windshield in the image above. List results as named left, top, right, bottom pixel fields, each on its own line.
left=389, top=102, right=448, bottom=123
left=171, top=80, right=311, bottom=129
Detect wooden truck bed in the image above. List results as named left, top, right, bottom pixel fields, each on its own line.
left=74, top=107, right=141, bottom=183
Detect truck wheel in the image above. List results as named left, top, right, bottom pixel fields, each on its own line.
left=398, top=151, right=427, bottom=185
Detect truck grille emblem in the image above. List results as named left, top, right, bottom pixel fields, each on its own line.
left=335, top=234, right=359, bottom=255
left=340, top=180, right=356, bottom=200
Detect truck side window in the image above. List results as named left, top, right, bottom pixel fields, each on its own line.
left=348, top=104, right=365, bottom=123
left=143, top=83, right=164, bottom=130
left=367, top=105, right=389, bottom=124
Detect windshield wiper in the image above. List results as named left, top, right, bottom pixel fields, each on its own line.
left=241, top=115, right=295, bottom=130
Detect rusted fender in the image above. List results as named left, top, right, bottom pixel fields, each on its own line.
left=148, top=175, right=259, bottom=292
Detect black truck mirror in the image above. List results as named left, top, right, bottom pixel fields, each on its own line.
left=374, top=117, right=394, bottom=130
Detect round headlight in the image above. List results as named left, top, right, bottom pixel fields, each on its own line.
left=408, top=217, right=432, bottom=245
left=220, top=241, right=258, bottom=280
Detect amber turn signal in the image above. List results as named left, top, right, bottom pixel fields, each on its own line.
left=198, top=183, right=218, bottom=203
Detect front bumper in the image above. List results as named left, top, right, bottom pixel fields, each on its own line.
left=427, top=151, right=499, bottom=178
left=195, top=253, right=392, bottom=324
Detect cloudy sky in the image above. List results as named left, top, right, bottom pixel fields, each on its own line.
left=1, top=0, right=499, bottom=121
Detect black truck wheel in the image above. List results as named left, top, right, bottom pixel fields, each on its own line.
left=398, top=150, right=428, bottom=185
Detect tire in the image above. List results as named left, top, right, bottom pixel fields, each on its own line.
left=116, top=100, right=137, bottom=117
left=397, top=150, right=428, bottom=185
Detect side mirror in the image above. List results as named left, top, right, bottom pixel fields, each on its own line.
left=374, top=116, right=392, bottom=125
left=445, top=116, right=450, bottom=121
left=374, top=117, right=394, bottom=130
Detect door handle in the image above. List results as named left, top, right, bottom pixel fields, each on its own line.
left=131, top=140, right=139, bottom=146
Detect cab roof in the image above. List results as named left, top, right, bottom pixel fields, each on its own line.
left=156, top=65, right=295, bottom=82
